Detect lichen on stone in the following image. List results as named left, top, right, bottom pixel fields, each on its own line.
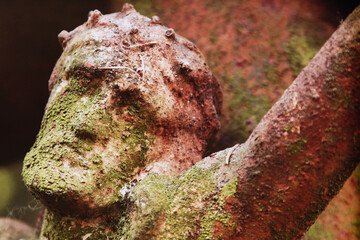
left=22, top=4, right=223, bottom=239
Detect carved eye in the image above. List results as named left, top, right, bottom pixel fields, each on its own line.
left=72, top=66, right=106, bottom=81
left=110, top=86, right=144, bottom=108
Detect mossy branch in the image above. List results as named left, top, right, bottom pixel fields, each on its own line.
left=128, top=6, right=360, bottom=239
left=21, top=5, right=360, bottom=240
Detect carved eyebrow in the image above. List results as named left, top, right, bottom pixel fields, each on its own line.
left=98, top=66, right=139, bottom=75
left=71, top=66, right=106, bottom=80
left=109, top=86, right=149, bottom=110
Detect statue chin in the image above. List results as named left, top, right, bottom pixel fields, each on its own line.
left=23, top=159, right=122, bottom=217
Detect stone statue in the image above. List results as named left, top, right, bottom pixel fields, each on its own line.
left=22, top=4, right=222, bottom=238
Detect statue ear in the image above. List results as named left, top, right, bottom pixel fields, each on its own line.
left=58, top=30, right=70, bottom=49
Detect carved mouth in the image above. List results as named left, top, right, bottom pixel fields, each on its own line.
left=23, top=161, right=120, bottom=217
left=22, top=144, right=127, bottom=217
left=34, top=186, right=119, bottom=217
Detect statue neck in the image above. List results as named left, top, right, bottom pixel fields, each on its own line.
left=137, top=131, right=205, bottom=180
left=39, top=208, right=129, bottom=239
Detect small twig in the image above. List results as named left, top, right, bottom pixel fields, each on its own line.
left=82, top=233, right=92, bottom=240
left=122, top=41, right=158, bottom=49
left=226, top=144, right=240, bottom=165
left=98, top=66, right=141, bottom=77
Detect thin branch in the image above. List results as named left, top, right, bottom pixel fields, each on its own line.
left=122, top=41, right=158, bottom=49
left=225, top=143, right=240, bottom=164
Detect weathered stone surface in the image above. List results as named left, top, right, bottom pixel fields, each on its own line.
left=22, top=4, right=222, bottom=238
left=21, top=3, right=360, bottom=240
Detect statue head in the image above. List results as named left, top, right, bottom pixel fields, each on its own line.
left=22, top=5, right=222, bottom=217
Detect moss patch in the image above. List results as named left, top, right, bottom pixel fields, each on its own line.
left=302, top=221, right=334, bottom=240
left=287, top=138, right=307, bottom=156
left=198, top=176, right=238, bottom=239
left=285, top=16, right=328, bottom=77
left=122, top=174, right=170, bottom=239
left=22, top=76, right=108, bottom=195
left=0, top=168, right=15, bottom=214
left=221, top=71, right=271, bottom=146
left=141, top=152, right=237, bottom=239
left=218, top=176, right=238, bottom=207
left=353, top=165, right=360, bottom=238
left=23, top=71, right=154, bottom=216
left=124, top=0, right=160, bottom=17
left=41, top=208, right=130, bottom=240
left=285, top=31, right=318, bottom=77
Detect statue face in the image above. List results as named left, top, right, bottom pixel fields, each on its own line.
left=22, top=60, right=157, bottom=216
left=22, top=9, right=221, bottom=216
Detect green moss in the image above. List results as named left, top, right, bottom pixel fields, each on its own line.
left=127, top=0, right=160, bottom=17
left=218, top=176, right=238, bottom=207
left=27, top=82, right=155, bottom=237
left=263, top=62, right=279, bottom=83
left=161, top=164, right=218, bottom=239
left=197, top=177, right=238, bottom=240
left=22, top=76, right=107, bottom=195
left=122, top=174, right=170, bottom=239
left=287, top=138, right=307, bottom=156
left=353, top=165, right=360, bottom=184
left=41, top=211, right=93, bottom=239
left=199, top=204, right=235, bottom=240
left=205, top=0, right=224, bottom=12
left=353, top=214, right=360, bottom=239
left=114, top=165, right=238, bottom=239
left=285, top=15, right=329, bottom=78
left=0, top=168, right=15, bottom=214
left=284, top=124, right=292, bottom=132
left=323, top=45, right=358, bottom=111
left=285, top=31, right=318, bottom=77
left=91, top=154, right=103, bottom=164
left=133, top=151, right=235, bottom=239
left=352, top=165, right=360, bottom=238
left=41, top=207, right=130, bottom=240
left=221, top=71, right=271, bottom=146
left=271, top=190, right=284, bottom=206
left=303, top=220, right=334, bottom=240
left=23, top=72, right=154, bottom=230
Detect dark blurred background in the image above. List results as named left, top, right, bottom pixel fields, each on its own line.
left=0, top=0, right=112, bottom=225
left=0, top=0, right=358, bottom=228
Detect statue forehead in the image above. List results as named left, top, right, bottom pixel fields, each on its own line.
left=50, top=7, right=205, bottom=93
left=48, top=6, right=222, bottom=139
